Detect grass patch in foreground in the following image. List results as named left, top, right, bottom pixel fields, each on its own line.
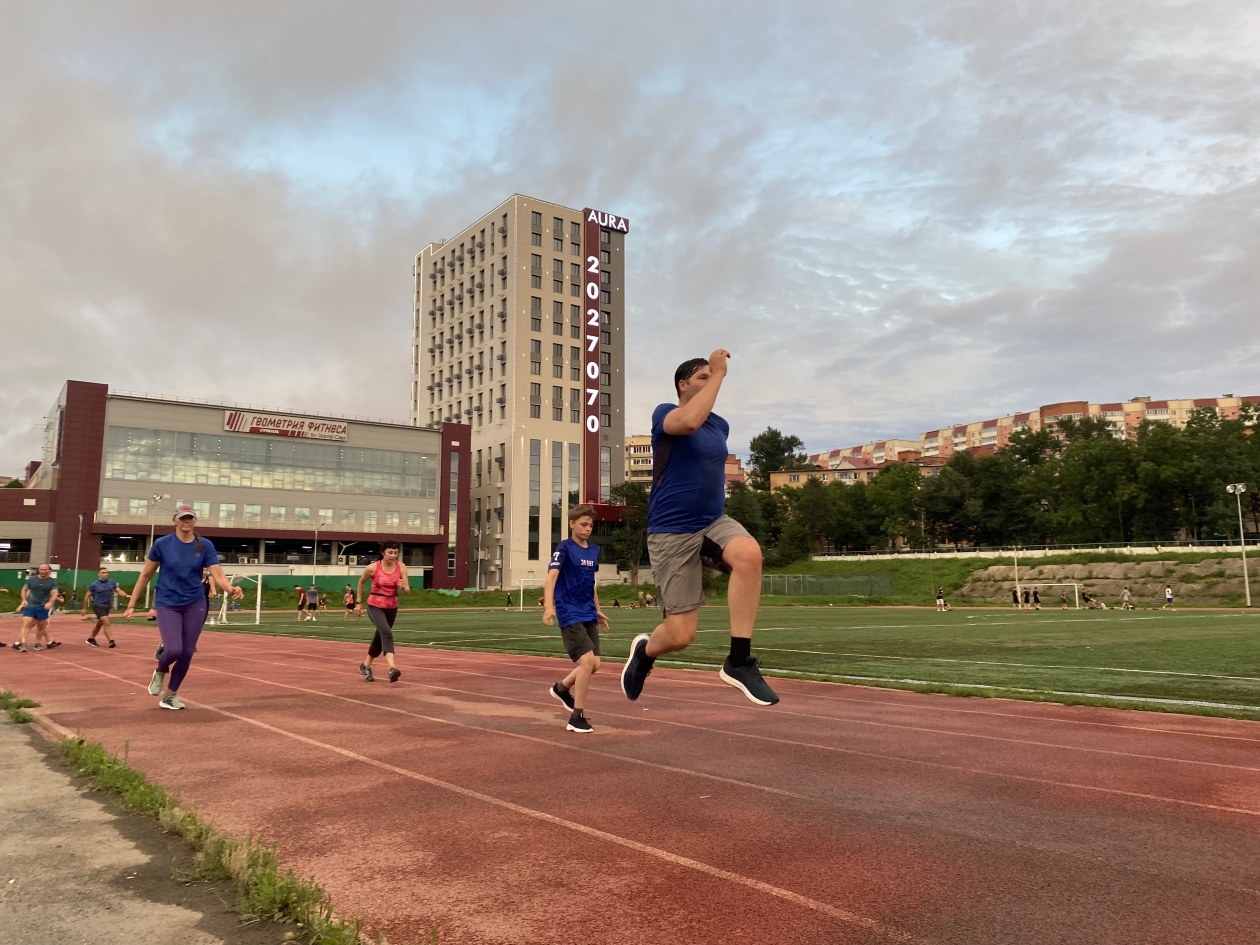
left=53, top=737, right=370, bottom=945
left=0, top=689, right=40, bottom=724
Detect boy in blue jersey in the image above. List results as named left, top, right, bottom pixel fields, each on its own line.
left=621, top=350, right=779, bottom=706
left=544, top=504, right=609, bottom=733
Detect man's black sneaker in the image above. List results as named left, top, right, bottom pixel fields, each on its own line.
left=108, top=640, right=116, bottom=648
left=621, top=634, right=654, bottom=701
left=359, top=663, right=375, bottom=682
left=388, top=667, right=401, bottom=683
left=719, top=656, right=780, bottom=706
left=550, top=682, right=575, bottom=711
left=566, top=712, right=593, bottom=733
left=47, top=641, right=61, bottom=649
left=86, top=638, right=99, bottom=647
left=154, top=643, right=165, bottom=660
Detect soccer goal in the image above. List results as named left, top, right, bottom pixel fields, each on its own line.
left=206, top=572, right=264, bottom=626
left=1012, top=582, right=1082, bottom=610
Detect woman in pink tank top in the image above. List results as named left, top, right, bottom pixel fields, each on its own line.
left=354, top=540, right=411, bottom=682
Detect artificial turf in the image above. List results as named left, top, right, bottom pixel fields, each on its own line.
left=209, top=606, right=1260, bottom=721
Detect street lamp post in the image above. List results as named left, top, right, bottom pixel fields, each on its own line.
left=1226, top=484, right=1251, bottom=608
left=313, top=520, right=330, bottom=585
left=145, top=493, right=170, bottom=610
left=72, top=512, right=84, bottom=596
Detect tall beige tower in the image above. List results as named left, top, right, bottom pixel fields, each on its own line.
left=412, top=195, right=627, bottom=590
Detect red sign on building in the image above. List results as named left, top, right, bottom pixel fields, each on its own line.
left=581, top=208, right=629, bottom=503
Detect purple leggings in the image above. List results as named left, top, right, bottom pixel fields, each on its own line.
left=156, top=598, right=208, bottom=692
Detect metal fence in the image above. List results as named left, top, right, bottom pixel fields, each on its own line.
left=762, top=573, right=893, bottom=597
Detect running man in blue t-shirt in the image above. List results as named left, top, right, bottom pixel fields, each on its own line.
left=124, top=504, right=242, bottom=710
left=13, top=563, right=62, bottom=652
left=621, top=350, right=779, bottom=706
left=544, top=504, right=609, bottom=733
left=83, top=566, right=125, bottom=647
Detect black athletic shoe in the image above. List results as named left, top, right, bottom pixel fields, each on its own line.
left=47, top=641, right=61, bottom=649
left=388, top=667, right=401, bottom=683
left=719, top=656, right=779, bottom=706
left=359, top=663, right=375, bottom=682
left=154, top=643, right=165, bottom=660
left=108, top=640, right=116, bottom=648
left=86, top=638, right=99, bottom=647
left=550, top=682, right=575, bottom=711
left=566, top=711, right=593, bottom=733
left=621, top=634, right=654, bottom=701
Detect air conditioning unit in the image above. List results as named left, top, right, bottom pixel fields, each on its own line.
left=464, top=368, right=473, bottom=375
left=464, top=409, right=473, bottom=417
left=496, top=396, right=505, bottom=406
left=496, top=268, right=506, bottom=277
left=428, top=272, right=438, bottom=281
left=447, top=260, right=455, bottom=268
left=427, top=347, right=435, bottom=354
left=336, top=555, right=347, bottom=565
left=237, top=555, right=250, bottom=564
left=465, top=326, right=474, bottom=335
left=348, top=555, right=359, bottom=566
left=476, top=240, right=484, bottom=249
left=497, top=226, right=506, bottom=235
left=455, top=293, right=463, bottom=301
left=248, top=557, right=259, bottom=564
left=475, top=322, right=484, bottom=330
left=456, top=254, right=464, bottom=262
left=475, top=281, right=484, bottom=289
left=496, top=354, right=506, bottom=362
left=474, top=404, right=482, bottom=413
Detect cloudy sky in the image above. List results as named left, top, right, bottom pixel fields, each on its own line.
left=3, top=1, right=1258, bottom=473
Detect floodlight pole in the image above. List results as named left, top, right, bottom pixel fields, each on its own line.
left=256, top=572, right=263, bottom=625
left=1226, top=484, right=1251, bottom=607
left=72, top=513, right=83, bottom=594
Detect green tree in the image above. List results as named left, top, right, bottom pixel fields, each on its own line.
left=747, top=427, right=807, bottom=490
left=723, top=481, right=766, bottom=544
left=866, top=462, right=924, bottom=547
left=608, top=481, right=650, bottom=585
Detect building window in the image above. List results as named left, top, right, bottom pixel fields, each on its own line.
left=553, top=279, right=564, bottom=293
left=571, top=221, right=581, bottom=239
left=294, top=507, right=311, bottom=523
left=552, top=385, right=564, bottom=421
left=363, top=511, right=378, bottom=531
left=385, top=511, right=400, bottom=529
left=531, top=211, right=542, bottom=226
left=601, top=229, right=610, bottom=244
left=270, top=506, right=286, bottom=523
left=571, top=242, right=580, bottom=255
left=245, top=504, right=261, bottom=524
left=100, top=497, right=119, bottom=517
left=568, top=442, right=580, bottom=507
left=341, top=509, right=355, bottom=526
left=553, top=321, right=563, bottom=335
left=528, top=440, right=540, bottom=559
left=570, top=283, right=580, bottom=297
left=531, top=317, right=541, bottom=332
left=601, top=330, right=611, bottom=346
left=600, top=446, right=611, bottom=503
left=553, top=237, right=563, bottom=251
left=448, top=452, right=459, bottom=546
left=531, top=274, right=541, bottom=288
left=551, top=441, right=563, bottom=554
left=126, top=498, right=147, bottom=517
left=530, top=404, right=541, bottom=417
left=193, top=501, right=210, bottom=520
left=601, top=290, right=610, bottom=303
left=531, top=253, right=542, bottom=268
left=552, top=300, right=563, bottom=316
left=601, top=249, right=610, bottom=264
left=570, top=262, right=581, bottom=281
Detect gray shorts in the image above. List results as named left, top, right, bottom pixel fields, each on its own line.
left=560, top=621, right=601, bottom=661
left=648, top=515, right=751, bottom=616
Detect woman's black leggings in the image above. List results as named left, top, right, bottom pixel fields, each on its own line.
left=366, top=605, right=398, bottom=657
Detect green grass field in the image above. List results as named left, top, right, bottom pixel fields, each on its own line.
left=210, top=605, right=1260, bottom=722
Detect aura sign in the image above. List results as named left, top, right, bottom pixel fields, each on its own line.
left=581, top=207, right=629, bottom=503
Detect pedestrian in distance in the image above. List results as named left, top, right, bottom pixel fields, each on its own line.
left=611, top=597, right=620, bottom=610
left=621, top=350, right=779, bottom=706
left=123, top=505, right=242, bottom=710
left=1021, top=588, right=1031, bottom=611
left=305, top=583, right=320, bottom=622
left=83, top=566, right=125, bottom=647
left=68, top=590, right=79, bottom=612
left=545, top=504, right=610, bottom=733
left=1011, top=588, right=1020, bottom=610
left=13, top=563, right=62, bottom=652
left=935, top=586, right=951, bottom=612
left=1162, top=584, right=1175, bottom=610
left=342, top=585, right=356, bottom=622
left=293, top=585, right=305, bottom=622
left=355, top=540, right=411, bottom=683
left=1121, top=587, right=1133, bottom=610
left=1032, top=589, right=1041, bottom=611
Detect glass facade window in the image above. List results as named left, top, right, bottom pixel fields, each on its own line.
left=600, top=446, right=612, bottom=502
left=528, top=440, right=540, bottom=560
left=104, top=426, right=438, bottom=497
left=101, top=498, right=119, bottom=517
left=318, top=508, right=332, bottom=524
left=270, top=506, right=286, bottom=522
left=341, top=509, right=355, bottom=526
left=193, top=501, right=210, bottom=520
left=245, top=505, right=260, bottom=524
left=551, top=441, right=563, bottom=555
left=294, top=507, right=311, bottom=523
left=568, top=443, right=580, bottom=508
left=128, top=498, right=148, bottom=516
left=363, top=511, right=378, bottom=531
left=385, top=511, right=400, bottom=529
left=219, top=503, right=237, bottom=525
left=447, top=453, right=459, bottom=545
left=407, top=512, right=424, bottom=529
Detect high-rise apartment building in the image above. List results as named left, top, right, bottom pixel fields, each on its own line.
left=625, top=434, right=653, bottom=490
left=412, top=195, right=627, bottom=590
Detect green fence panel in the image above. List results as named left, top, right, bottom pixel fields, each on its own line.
left=761, top=573, right=893, bottom=597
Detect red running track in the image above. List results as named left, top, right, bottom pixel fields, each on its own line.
left=2, top=618, right=1259, bottom=944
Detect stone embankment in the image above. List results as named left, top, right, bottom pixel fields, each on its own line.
left=958, top=558, right=1252, bottom=606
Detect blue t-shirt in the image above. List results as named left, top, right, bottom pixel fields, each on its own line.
left=548, top=538, right=599, bottom=627
left=647, top=403, right=730, bottom=533
left=23, top=576, right=58, bottom=609
left=149, top=533, right=220, bottom=607
left=88, top=579, right=119, bottom=606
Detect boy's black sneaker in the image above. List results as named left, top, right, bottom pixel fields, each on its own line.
left=47, top=641, right=61, bottom=649
left=719, top=656, right=780, bottom=706
left=566, top=711, right=593, bottom=733
left=108, top=640, right=116, bottom=648
left=549, top=682, right=575, bottom=711
left=359, top=663, right=375, bottom=682
left=620, top=633, right=654, bottom=701
left=388, top=667, right=401, bottom=683
left=87, top=638, right=99, bottom=647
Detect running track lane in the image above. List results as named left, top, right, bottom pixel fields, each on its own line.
left=2, top=622, right=1258, bottom=944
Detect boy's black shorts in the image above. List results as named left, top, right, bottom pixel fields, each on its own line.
left=560, top=621, right=601, bottom=661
